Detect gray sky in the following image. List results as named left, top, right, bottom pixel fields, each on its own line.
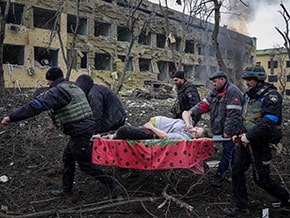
left=246, top=2, right=290, bottom=49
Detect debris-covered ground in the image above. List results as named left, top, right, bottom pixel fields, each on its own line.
left=0, top=88, right=290, bottom=218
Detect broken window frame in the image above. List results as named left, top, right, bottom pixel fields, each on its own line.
left=0, top=2, right=24, bottom=25
left=156, top=34, right=166, bottom=48
left=174, top=37, right=181, bottom=51
left=34, top=47, right=59, bottom=68
left=94, top=53, right=112, bottom=70
left=138, top=31, right=151, bottom=46
left=94, top=20, right=111, bottom=37
left=3, top=44, right=25, bottom=66
left=157, top=60, right=175, bottom=80
left=117, top=25, right=132, bottom=42
left=33, top=7, right=57, bottom=30
left=67, top=14, right=88, bottom=36
left=67, top=49, right=88, bottom=70
left=185, top=40, right=194, bottom=54
left=139, top=58, right=152, bottom=72
left=118, top=55, right=133, bottom=71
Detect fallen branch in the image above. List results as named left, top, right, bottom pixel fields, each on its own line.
left=160, top=184, right=197, bottom=216
left=0, top=197, right=162, bottom=218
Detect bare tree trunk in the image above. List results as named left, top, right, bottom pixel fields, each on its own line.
left=114, top=37, right=136, bottom=94
left=0, top=0, right=10, bottom=96
left=66, top=0, right=80, bottom=81
left=114, top=0, right=144, bottom=95
left=159, top=0, right=178, bottom=71
left=211, top=0, right=227, bottom=74
left=276, top=3, right=290, bottom=60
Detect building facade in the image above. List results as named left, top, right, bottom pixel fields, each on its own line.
left=1, top=0, right=256, bottom=89
left=256, top=48, right=290, bottom=96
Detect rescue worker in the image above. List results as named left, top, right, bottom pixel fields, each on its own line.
left=170, top=71, right=200, bottom=119
left=75, top=74, right=126, bottom=134
left=1, top=67, right=122, bottom=199
left=223, top=65, right=290, bottom=216
left=183, top=71, right=243, bottom=186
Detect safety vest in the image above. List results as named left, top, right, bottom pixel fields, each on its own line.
left=50, top=83, right=93, bottom=128
left=242, top=85, right=273, bottom=130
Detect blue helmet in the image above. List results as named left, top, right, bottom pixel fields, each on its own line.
left=242, top=65, right=266, bottom=81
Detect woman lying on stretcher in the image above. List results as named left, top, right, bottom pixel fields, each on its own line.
left=95, top=116, right=212, bottom=140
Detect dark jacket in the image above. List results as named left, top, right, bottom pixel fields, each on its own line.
left=190, top=81, right=243, bottom=136
left=9, top=78, right=95, bottom=136
left=172, top=80, right=200, bottom=119
left=243, top=82, right=282, bottom=145
left=76, top=75, right=127, bottom=133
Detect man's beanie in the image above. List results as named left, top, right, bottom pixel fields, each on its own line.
left=45, top=67, right=64, bottom=81
left=172, top=71, right=185, bottom=79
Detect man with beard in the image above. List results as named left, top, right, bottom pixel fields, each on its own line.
left=170, top=71, right=200, bottom=119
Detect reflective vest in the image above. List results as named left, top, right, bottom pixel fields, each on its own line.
left=50, top=83, right=93, bottom=128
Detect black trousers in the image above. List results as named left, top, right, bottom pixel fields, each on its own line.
left=231, top=144, right=289, bottom=209
left=62, top=128, right=115, bottom=192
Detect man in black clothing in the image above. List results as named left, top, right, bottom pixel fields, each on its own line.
left=1, top=67, right=121, bottom=198
left=75, top=74, right=126, bottom=134
left=170, top=71, right=200, bottom=119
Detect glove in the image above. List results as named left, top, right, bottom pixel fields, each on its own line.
left=241, top=133, right=250, bottom=144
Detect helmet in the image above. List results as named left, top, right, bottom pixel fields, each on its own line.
left=242, top=65, right=266, bottom=81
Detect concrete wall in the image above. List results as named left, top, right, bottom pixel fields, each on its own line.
left=2, top=0, right=256, bottom=89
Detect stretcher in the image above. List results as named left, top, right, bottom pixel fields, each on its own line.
left=91, top=137, right=216, bottom=174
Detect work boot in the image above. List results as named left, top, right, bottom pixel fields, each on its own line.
left=223, top=207, right=250, bottom=217
left=50, top=187, right=72, bottom=197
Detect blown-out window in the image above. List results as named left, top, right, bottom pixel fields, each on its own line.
left=34, top=47, right=59, bottom=67
left=95, top=21, right=111, bottom=37
left=0, top=3, right=24, bottom=25
left=67, top=14, right=87, bottom=35
left=117, top=26, right=131, bottom=42
left=95, top=53, right=111, bottom=70
left=33, top=7, right=57, bottom=30
left=3, top=44, right=25, bottom=65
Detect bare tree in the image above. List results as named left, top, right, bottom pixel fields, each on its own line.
left=0, top=0, right=10, bottom=95
left=158, top=0, right=207, bottom=73
left=47, top=0, right=80, bottom=81
left=114, top=0, right=148, bottom=94
left=275, top=3, right=290, bottom=60
left=210, top=0, right=228, bottom=73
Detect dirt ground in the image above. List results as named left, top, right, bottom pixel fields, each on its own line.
left=0, top=88, right=290, bottom=218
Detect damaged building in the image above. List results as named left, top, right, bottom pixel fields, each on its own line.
left=1, top=0, right=256, bottom=91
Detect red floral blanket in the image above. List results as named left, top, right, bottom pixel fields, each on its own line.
left=92, top=138, right=214, bottom=174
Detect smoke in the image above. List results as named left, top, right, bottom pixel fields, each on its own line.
left=223, top=0, right=283, bottom=35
